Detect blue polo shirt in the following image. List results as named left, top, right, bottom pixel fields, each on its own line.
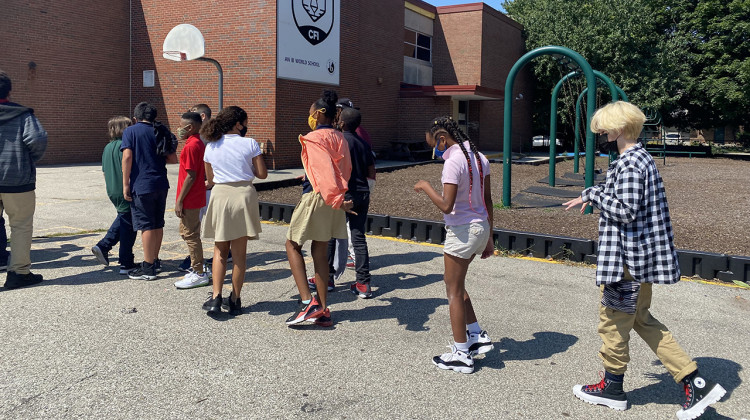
left=121, top=122, right=169, bottom=195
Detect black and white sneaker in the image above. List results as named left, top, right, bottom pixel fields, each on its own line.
left=676, top=371, right=726, bottom=420
left=432, top=345, right=474, bottom=374
left=573, top=373, right=628, bottom=411
left=202, top=293, right=222, bottom=314
left=154, top=258, right=162, bottom=273
left=178, top=256, right=191, bottom=272
left=467, top=330, right=494, bottom=356
left=119, top=263, right=138, bottom=275
left=128, top=261, right=157, bottom=281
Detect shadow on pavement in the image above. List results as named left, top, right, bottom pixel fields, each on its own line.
left=474, top=332, right=580, bottom=372
left=627, top=356, right=742, bottom=418
left=369, top=250, right=442, bottom=270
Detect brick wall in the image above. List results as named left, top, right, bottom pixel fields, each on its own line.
left=130, top=0, right=277, bottom=163
left=2, top=0, right=130, bottom=164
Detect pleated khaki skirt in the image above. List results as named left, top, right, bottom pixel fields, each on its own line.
left=286, top=191, right=347, bottom=245
left=201, top=181, right=261, bottom=242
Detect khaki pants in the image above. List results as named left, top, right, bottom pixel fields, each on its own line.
left=598, top=282, right=697, bottom=382
left=0, top=191, right=35, bottom=274
left=179, top=208, right=203, bottom=273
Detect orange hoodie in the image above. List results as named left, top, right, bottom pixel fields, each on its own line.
left=299, top=128, right=352, bottom=209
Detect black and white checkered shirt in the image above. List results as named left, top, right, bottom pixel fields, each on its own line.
left=582, top=143, right=680, bottom=286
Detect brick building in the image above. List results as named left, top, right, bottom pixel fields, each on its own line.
left=3, top=0, right=531, bottom=167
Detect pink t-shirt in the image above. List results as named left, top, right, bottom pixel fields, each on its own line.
left=441, top=141, right=490, bottom=226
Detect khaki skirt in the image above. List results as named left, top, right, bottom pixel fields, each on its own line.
left=201, top=181, right=262, bottom=242
left=287, top=191, right=347, bottom=245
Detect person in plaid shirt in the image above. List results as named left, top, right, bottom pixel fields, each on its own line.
left=563, top=101, right=725, bottom=420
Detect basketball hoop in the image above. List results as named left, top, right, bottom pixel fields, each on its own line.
left=162, top=24, right=205, bottom=61
left=163, top=51, right=187, bottom=61
left=161, top=23, right=223, bottom=110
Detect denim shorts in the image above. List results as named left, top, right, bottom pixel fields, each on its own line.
left=131, top=189, right=168, bottom=231
left=443, top=220, right=491, bottom=259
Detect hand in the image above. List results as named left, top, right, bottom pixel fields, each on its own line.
left=342, top=200, right=358, bottom=215
left=123, top=185, right=132, bottom=202
left=480, top=238, right=494, bottom=259
left=563, top=196, right=590, bottom=214
left=175, top=202, right=183, bottom=218
left=413, top=180, right=430, bottom=193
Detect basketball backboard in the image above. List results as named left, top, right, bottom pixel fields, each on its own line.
left=162, top=24, right=205, bottom=61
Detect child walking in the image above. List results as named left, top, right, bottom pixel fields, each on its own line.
left=91, top=116, right=137, bottom=274
left=414, top=116, right=495, bottom=374
left=564, top=101, right=725, bottom=419
left=173, top=112, right=208, bottom=289
left=285, top=90, right=353, bottom=327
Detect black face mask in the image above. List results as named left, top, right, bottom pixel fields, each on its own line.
left=598, top=134, right=619, bottom=154
left=239, top=124, right=248, bottom=137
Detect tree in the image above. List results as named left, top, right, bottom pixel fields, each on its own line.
left=501, top=0, right=749, bottom=130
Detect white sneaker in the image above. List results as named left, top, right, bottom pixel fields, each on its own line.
left=432, top=345, right=474, bottom=374
left=467, top=330, right=494, bottom=356
left=174, top=270, right=209, bottom=289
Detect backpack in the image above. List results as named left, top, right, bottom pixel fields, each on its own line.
left=153, top=121, right=177, bottom=156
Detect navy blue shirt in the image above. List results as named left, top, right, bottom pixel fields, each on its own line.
left=121, top=122, right=169, bottom=195
left=343, top=131, right=374, bottom=194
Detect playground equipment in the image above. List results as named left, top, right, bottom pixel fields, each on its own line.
left=503, top=46, right=597, bottom=213
left=641, top=109, right=666, bottom=164
left=162, top=24, right=224, bottom=110
left=549, top=70, right=626, bottom=180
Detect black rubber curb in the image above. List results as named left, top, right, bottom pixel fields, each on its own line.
left=258, top=201, right=749, bottom=283
left=254, top=160, right=438, bottom=192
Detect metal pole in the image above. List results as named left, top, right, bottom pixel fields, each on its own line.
left=502, top=46, right=596, bottom=208
left=548, top=71, right=578, bottom=186
left=197, top=57, right=223, bottom=110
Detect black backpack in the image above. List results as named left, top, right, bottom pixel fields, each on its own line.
left=153, top=121, right=177, bottom=156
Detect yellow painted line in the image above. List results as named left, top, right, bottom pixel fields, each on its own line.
left=681, top=277, right=749, bottom=289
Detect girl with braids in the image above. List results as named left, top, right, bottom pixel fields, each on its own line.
left=199, top=106, right=267, bottom=316
left=285, top=90, right=354, bottom=326
left=414, top=116, right=494, bottom=374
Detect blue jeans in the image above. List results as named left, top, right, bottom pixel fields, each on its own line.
left=97, top=211, right=136, bottom=267
left=0, top=213, right=8, bottom=264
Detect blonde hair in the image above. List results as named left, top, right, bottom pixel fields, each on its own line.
left=108, top=116, right=132, bottom=140
left=590, top=101, right=646, bottom=140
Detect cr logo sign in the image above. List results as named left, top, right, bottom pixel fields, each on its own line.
left=292, top=0, right=334, bottom=46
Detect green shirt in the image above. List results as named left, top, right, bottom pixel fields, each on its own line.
left=102, top=139, right=130, bottom=213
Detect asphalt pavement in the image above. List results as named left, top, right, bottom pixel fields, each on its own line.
left=0, top=164, right=748, bottom=419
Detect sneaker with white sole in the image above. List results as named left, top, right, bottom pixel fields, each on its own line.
left=432, top=345, right=474, bottom=374
left=573, top=373, right=628, bottom=411
left=119, top=263, right=138, bottom=275
left=174, top=270, right=209, bottom=289
left=128, top=261, right=157, bottom=281
left=308, top=276, right=335, bottom=291
left=467, top=330, right=494, bottom=356
left=676, top=371, right=726, bottom=420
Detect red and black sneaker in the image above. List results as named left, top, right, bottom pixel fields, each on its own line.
left=285, top=296, right=325, bottom=325
left=350, top=281, right=373, bottom=299
left=676, top=371, right=726, bottom=420
left=312, top=308, right=333, bottom=327
left=573, top=373, right=628, bottom=411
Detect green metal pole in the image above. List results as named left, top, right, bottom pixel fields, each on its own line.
left=592, top=70, right=619, bottom=102
left=503, top=46, right=596, bottom=207
left=548, top=72, right=579, bottom=186
left=616, top=86, right=629, bottom=102
left=574, top=89, right=585, bottom=173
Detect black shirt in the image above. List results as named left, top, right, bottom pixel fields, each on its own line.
left=343, top=131, right=374, bottom=194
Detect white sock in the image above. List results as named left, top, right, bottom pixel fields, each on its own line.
left=467, top=322, right=481, bottom=335
left=454, top=341, right=470, bottom=353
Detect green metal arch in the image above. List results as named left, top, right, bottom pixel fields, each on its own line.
left=503, top=46, right=597, bottom=208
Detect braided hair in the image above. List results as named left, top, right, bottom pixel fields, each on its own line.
left=429, top=116, right=485, bottom=211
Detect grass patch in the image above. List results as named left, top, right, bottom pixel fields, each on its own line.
left=39, top=229, right=107, bottom=238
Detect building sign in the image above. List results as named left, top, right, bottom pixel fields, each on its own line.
left=277, top=0, right=340, bottom=85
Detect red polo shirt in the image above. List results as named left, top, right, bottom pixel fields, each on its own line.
left=176, top=134, right=207, bottom=209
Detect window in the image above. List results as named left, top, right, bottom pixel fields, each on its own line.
left=404, top=29, right=431, bottom=63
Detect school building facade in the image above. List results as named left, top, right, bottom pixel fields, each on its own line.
left=3, top=0, right=532, bottom=167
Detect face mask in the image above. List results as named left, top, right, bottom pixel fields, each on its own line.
left=308, top=114, right=318, bottom=131
left=177, top=126, right=189, bottom=140
left=308, top=108, right=326, bottom=131
left=433, top=139, right=447, bottom=159
left=598, top=133, right=619, bottom=154
left=239, top=124, right=248, bottom=137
